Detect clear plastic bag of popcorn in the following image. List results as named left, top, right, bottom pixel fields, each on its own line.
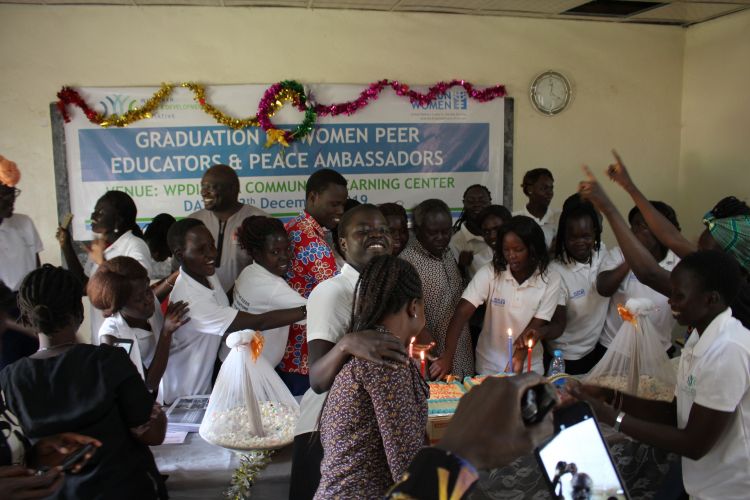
left=585, top=298, right=676, bottom=401
left=199, top=330, right=299, bottom=450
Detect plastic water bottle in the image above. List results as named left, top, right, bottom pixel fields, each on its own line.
left=548, top=350, right=566, bottom=388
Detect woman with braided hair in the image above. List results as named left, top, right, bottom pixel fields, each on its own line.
left=450, top=184, right=492, bottom=279
left=233, top=215, right=307, bottom=367
left=315, top=255, right=428, bottom=499
left=0, top=265, right=167, bottom=499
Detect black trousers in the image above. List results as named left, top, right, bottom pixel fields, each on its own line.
left=289, top=432, right=323, bottom=500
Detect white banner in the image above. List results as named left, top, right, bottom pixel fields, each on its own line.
left=61, top=84, right=507, bottom=239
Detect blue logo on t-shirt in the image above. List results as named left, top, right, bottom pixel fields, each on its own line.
left=491, top=298, right=506, bottom=306
left=571, top=289, right=586, bottom=299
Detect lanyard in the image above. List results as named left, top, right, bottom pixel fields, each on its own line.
left=215, top=220, right=226, bottom=268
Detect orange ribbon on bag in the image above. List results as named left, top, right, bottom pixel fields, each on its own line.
left=250, top=331, right=265, bottom=361
left=617, top=304, right=638, bottom=326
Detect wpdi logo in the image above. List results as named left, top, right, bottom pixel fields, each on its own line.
left=99, top=94, right=139, bottom=115
left=411, top=89, right=469, bottom=111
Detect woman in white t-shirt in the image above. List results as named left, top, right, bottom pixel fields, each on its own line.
left=233, top=216, right=307, bottom=367
left=56, top=191, right=155, bottom=343
left=547, top=194, right=609, bottom=375
left=160, top=219, right=307, bottom=404
left=573, top=251, right=750, bottom=500
left=432, top=216, right=562, bottom=378
left=597, top=202, right=681, bottom=353
left=87, top=256, right=189, bottom=395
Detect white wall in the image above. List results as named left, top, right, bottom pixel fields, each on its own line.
left=0, top=5, right=686, bottom=263
left=679, top=8, right=750, bottom=240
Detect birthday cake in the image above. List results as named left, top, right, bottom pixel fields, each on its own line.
left=463, top=373, right=513, bottom=391
left=427, top=381, right=466, bottom=415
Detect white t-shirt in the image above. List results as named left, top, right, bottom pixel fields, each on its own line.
left=548, top=249, right=609, bottom=360
left=0, top=214, right=43, bottom=291
left=161, top=270, right=238, bottom=404
left=97, top=295, right=163, bottom=380
left=676, top=308, right=750, bottom=499
left=295, top=263, right=359, bottom=436
left=599, top=247, right=679, bottom=349
left=512, top=206, right=561, bottom=249
left=233, top=263, right=307, bottom=367
left=449, top=224, right=492, bottom=280
left=462, top=264, right=561, bottom=375
left=84, top=230, right=154, bottom=345
left=150, top=256, right=174, bottom=281
left=189, top=204, right=267, bottom=293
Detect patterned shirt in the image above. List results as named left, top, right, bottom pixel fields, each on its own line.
left=280, top=211, right=338, bottom=374
left=316, top=329, right=429, bottom=499
left=400, top=240, right=475, bottom=378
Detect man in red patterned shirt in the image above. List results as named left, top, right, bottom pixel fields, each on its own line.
left=279, top=169, right=348, bottom=395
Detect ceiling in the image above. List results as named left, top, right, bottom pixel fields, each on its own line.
left=2, top=0, right=750, bottom=26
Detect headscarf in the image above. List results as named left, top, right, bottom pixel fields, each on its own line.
left=0, top=155, right=20, bottom=187
left=703, top=211, right=750, bottom=273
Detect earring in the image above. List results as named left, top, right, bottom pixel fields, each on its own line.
left=113, top=227, right=119, bottom=234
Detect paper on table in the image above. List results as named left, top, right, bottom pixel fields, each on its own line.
left=162, top=431, right=188, bottom=445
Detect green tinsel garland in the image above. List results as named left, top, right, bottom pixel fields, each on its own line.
left=224, top=450, right=274, bottom=500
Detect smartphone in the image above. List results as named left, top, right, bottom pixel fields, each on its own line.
left=112, top=338, right=134, bottom=355
left=36, top=443, right=96, bottom=475
left=60, top=443, right=96, bottom=472
left=521, top=383, right=558, bottom=425
left=534, top=401, right=629, bottom=500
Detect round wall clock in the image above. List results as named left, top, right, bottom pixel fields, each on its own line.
left=530, top=71, right=571, bottom=116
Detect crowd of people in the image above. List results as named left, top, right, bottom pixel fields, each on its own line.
left=0, top=149, right=748, bottom=499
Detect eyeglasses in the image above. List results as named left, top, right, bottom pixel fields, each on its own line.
left=0, top=188, right=21, bottom=200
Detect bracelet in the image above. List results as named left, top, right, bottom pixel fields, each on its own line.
left=300, top=305, right=307, bottom=317
left=166, top=280, right=175, bottom=288
left=613, top=411, right=626, bottom=432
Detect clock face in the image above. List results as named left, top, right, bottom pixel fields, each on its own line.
left=530, top=71, right=571, bottom=115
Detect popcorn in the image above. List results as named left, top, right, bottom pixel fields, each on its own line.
left=589, top=375, right=674, bottom=402
left=200, top=401, right=299, bottom=450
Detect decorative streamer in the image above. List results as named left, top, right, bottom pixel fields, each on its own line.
left=224, top=451, right=273, bottom=500
left=56, top=79, right=507, bottom=148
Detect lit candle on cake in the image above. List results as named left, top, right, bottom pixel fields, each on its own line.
left=527, top=339, right=533, bottom=373
left=507, top=329, right=513, bottom=373
left=409, top=336, right=415, bottom=359
left=420, top=350, right=426, bottom=378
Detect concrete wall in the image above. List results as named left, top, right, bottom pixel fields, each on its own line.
left=0, top=5, right=687, bottom=262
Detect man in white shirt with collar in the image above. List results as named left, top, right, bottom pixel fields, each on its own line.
left=574, top=251, right=750, bottom=500
left=189, top=164, right=266, bottom=293
left=290, top=204, right=410, bottom=500
left=513, top=168, right=559, bottom=249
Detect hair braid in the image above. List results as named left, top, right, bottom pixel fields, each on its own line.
left=554, top=193, right=602, bottom=264
left=710, top=196, right=750, bottom=219
left=350, top=255, right=423, bottom=332
left=18, top=264, right=83, bottom=335
left=237, top=216, right=286, bottom=253
left=453, top=184, right=492, bottom=232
